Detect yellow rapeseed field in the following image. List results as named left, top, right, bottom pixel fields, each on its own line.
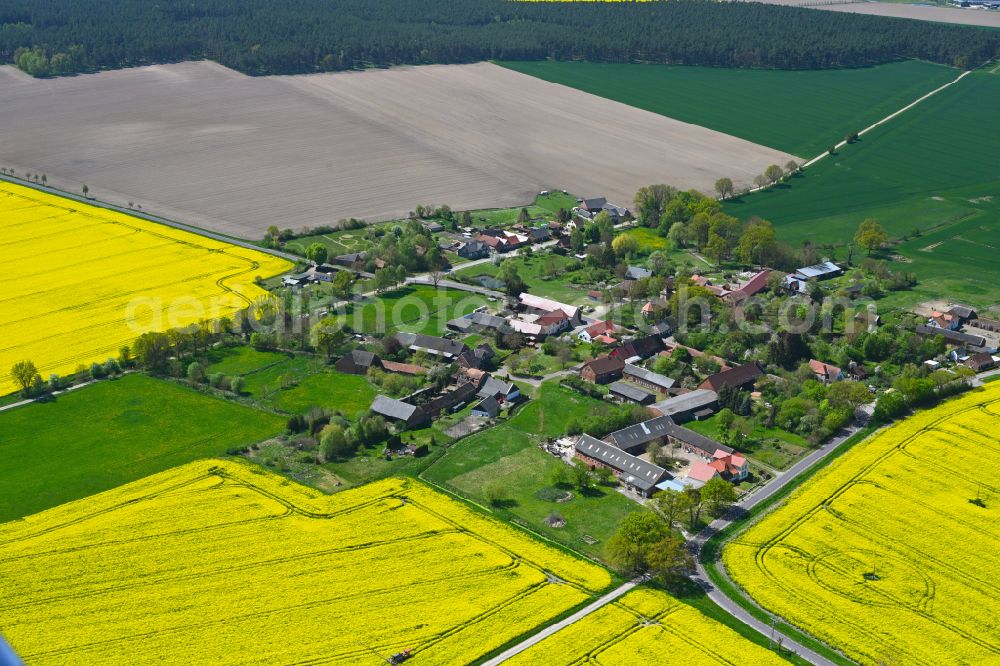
left=0, top=460, right=610, bottom=664
left=0, top=182, right=290, bottom=395
left=725, top=385, right=1000, bottom=665
left=506, top=587, right=787, bottom=665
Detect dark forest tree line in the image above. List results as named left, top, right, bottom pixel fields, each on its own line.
left=0, top=0, right=996, bottom=78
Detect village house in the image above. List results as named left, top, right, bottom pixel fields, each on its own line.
left=395, top=332, right=468, bottom=360
left=610, top=335, right=666, bottom=363
left=518, top=293, right=582, bottom=325
left=915, top=325, right=987, bottom=349
left=574, top=434, right=667, bottom=498
left=578, top=320, right=615, bottom=343
left=808, top=359, right=843, bottom=384
left=625, top=265, right=652, bottom=280
left=928, top=311, right=960, bottom=331
left=457, top=240, right=490, bottom=260
left=948, top=304, right=977, bottom=324
left=606, top=415, right=676, bottom=451
left=649, top=389, right=719, bottom=423
left=688, top=450, right=749, bottom=485
left=609, top=381, right=656, bottom=405
left=723, top=269, right=771, bottom=305
left=471, top=395, right=500, bottom=418
left=575, top=197, right=630, bottom=223
left=335, top=349, right=381, bottom=375
left=369, top=395, right=428, bottom=428
left=580, top=355, right=625, bottom=384
left=965, top=352, right=997, bottom=372
left=698, top=362, right=764, bottom=393
left=622, top=364, right=675, bottom=394
left=783, top=261, right=842, bottom=295
left=380, top=360, right=427, bottom=376
left=476, top=375, right=521, bottom=403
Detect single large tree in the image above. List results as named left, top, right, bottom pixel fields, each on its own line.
left=311, top=316, right=345, bottom=359
left=647, top=535, right=695, bottom=585
left=10, top=360, right=41, bottom=395
left=854, top=218, right=888, bottom=255
left=306, top=242, right=328, bottom=265
left=700, top=476, right=738, bottom=518
left=763, top=164, right=784, bottom=185
left=605, top=511, right=670, bottom=574
left=714, top=177, right=734, bottom=200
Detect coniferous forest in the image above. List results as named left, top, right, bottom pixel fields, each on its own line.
left=0, top=0, right=998, bottom=77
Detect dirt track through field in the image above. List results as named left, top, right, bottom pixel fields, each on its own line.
left=0, top=61, right=792, bottom=238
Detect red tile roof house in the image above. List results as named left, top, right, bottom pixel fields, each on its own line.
left=808, top=359, right=843, bottom=384
left=723, top=269, right=771, bottom=305
left=578, top=319, right=615, bottom=343
left=580, top=355, right=625, bottom=384
left=688, top=451, right=748, bottom=484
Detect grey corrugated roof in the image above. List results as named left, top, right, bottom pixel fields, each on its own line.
left=915, top=325, right=986, bottom=347
left=607, top=416, right=675, bottom=450
left=650, top=389, right=718, bottom=417
left=472, top=395, right=499, bottom=416
left=395, top=332, right=467, bottom=357
left=623, top=364, right=675, bottom=390
left=575, top=435, right=666, bottom=492
left=478, top=376, right=516, bottom=399
left=609, top=381, right=654, bottom=403
left=794, top=261, right=841, bottom=279
left=370, top=395, right=419, bottom=421
left=626, top=266, right=652, bottom=280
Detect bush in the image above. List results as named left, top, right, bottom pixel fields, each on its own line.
left=535, top=486, right=568, bottom=502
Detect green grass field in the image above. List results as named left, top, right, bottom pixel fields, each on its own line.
left=204, top=347, right=290, bottom=376
left=423, top=382, right=641, bottom=558
left=284, top=228, right=372, bottom=256
left=228, top=353, right=377, bottom=417
left=0, top=375, right=284, bottom=522
left=454, top=254, right=591, bottom=304
left=500, top=60, right=957, bottom=157
left=468, top=191, right=578, bottom=227
left=725, top=70, right=1000, bottom=308
left=338, top=285, right=487, bottom=335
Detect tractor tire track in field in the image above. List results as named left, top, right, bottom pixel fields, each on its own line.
left=729, top=392, right=1000, bottom=663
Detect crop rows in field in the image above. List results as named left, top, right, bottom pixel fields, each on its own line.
left=0, top=460, right=610, bottom=665
left=724, top=385, right=1000, bottom=665
left=506, top=587, right=787, bottom=665
left=0, top=182, right=290, bottom=395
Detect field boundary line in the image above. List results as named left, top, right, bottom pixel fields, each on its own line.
left=0, top=174, right=301, bottom=265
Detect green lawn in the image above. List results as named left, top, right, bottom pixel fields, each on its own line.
left=0, top=374, right=285, bottom=522
left=235, top=353, right=377, bottom=417
left=725, top=70, right=1000, bottom=309
left=454, top=254, right=590, bottom=305
left=501, top=60, right=957, bottom=157
left=423, top=381, right=640, bottom=559
left=685, top=414, right=807, bottom=470
left=204, top=346, right=290, bottom=376
left=284, top=227, right=372, bottom=256
left=338, top=285, right=487, bottom=335
left=467, top=191, right=578, bottom=227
